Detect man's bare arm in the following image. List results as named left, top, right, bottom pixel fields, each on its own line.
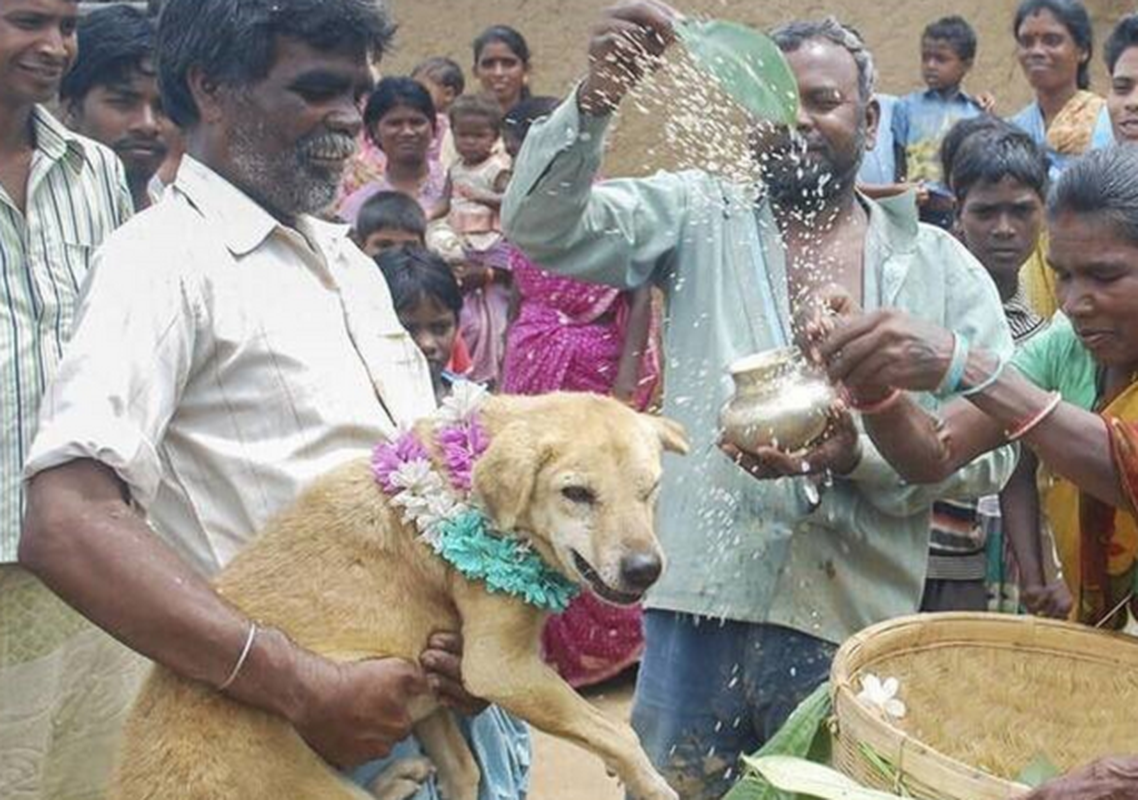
left=19, top=458, right=427, bottom=768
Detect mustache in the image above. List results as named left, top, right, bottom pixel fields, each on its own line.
left=297, top=131, right=357, bottom=161
left=114, top=134, right=167, bottom=152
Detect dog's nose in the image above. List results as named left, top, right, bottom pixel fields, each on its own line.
left=620, top=552, right=662, bottom=590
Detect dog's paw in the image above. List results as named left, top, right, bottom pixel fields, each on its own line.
left=369, top=756, right=435, bottom=800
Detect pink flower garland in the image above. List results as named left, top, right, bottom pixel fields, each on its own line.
left=437, top=418, right=490, bottom=492
left=372, top=430, right=431, bottom=494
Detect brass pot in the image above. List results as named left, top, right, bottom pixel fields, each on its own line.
left=719, top=347, right=837, bottom=454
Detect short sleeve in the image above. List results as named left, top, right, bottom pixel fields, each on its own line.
left=1011, top=316, right=1067, bottom=391
left=25, top=220, right=199, bottom=509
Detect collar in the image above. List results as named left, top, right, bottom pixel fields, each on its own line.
left=173, top=156, right=280, bottom=256
left=922, top=86, right=978, bottom=107
left=31, top=105, right=86, bottom=170
left=862, top=190, right=924, bottom=310
left=1006, top=283, right=1030, bottom=308
left=865, top=189, right=919, bottom=255
left=1004, top=297, right=1047, bottom=343
left=736, top=190, right=918, bottom=344
left=172, top=155, right=351, bottom=257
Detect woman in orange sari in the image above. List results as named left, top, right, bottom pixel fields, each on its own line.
left=817, top=145, right=1138, bottom=796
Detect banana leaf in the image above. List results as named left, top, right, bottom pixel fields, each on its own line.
left=674, top=18, right=799, bottom=127
left=742, top=756, right=907, bottom=800
left=723, top=683, right=833, bottom=800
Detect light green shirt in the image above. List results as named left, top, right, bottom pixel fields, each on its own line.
left=1011, top=314, right=1097, bottom=411
left=0, top=107, right=132, bottom=562
left=503, top=98, right=1016, bottom=643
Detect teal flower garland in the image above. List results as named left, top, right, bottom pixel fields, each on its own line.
left=371, top=383, right=580, bottom=614
left=437, top=510, right=579, bottom=613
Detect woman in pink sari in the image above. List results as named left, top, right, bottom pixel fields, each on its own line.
left=502, top=247, right=661, bottom=687
left=500, top=97, right=662, bottom=686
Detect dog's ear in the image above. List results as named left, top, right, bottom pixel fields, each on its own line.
left=640, top=414, right=690, bottom=455
left=471, top=423, right=545, bottom=531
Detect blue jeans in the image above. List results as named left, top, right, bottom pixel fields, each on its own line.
left=630, top=611, right=836, bottom=800
left=350, top=706, right=530, bottom=800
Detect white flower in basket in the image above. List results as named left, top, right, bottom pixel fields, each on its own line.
left=856, top=673, right=907, bottom=720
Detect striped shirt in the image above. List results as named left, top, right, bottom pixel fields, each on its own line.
left=0, top=107, right=132, bottom=561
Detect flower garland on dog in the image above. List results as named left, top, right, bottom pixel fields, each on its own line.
left=371, top=384, right=580, bottom=613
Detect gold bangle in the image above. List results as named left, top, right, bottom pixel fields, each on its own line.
left=1005, top=391, right=1062, bottom=442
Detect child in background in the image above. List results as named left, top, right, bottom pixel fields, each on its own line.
left=436, top=94, right=511, bottom=250
left=356, top=195, right=473, bottom=377
left=375, top=245, right=469, bottom=402
left=893, top=16, right=990, bottom=228
left=922, top=117, right=1070, bottom=618
left=433, top=94, right=513, bottom=387
left=353, top=190, right=427, bottom=258
left=412, top=56, right=464, bottom=114
left=412, top=56, right=465, bottom=167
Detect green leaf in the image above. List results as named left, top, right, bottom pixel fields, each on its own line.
left=675, top=18, right=799, bottom=127
left=723, top=684, right=833, bottom=800
left=742, top=756, right=907, bottom=800
left=1016, top=754, right=1061, bottom=789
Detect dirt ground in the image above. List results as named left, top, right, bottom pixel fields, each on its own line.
left=529, top=672, right=637, bottom=800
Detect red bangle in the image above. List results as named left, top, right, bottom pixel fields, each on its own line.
left=846, top=387, right=903, bottom=415
left=1005, top=391, right=1062, bottom=441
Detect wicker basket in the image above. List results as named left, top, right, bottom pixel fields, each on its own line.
left=830, top=613, right=1138, bottom=800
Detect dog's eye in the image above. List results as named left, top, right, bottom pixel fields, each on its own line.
left=561, top=486, right=596, bottom=505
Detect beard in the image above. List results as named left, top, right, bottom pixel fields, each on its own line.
left=226, top=110, right=356, bottom=218
left=757, top=126, right=865, bottom=209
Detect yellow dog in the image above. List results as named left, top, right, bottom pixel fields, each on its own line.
left=111, top=392, right=688, bottom=800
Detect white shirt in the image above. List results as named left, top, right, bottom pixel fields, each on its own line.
left=26, top=156, right=434, bottom=575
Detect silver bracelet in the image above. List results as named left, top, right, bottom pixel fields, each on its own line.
left=217, top=622, right=257, bottom=692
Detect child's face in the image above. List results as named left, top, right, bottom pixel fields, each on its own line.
left=921, top=38, right=970, bottom=92
left=415, top=75, right=456, bottom=114
left=362, top=228, right=424, bottom=258
left=398, top=295, right=458, bottom=378
left=956, top=176, right=1043, bottom=285
left=453, top=116, right=498, bottom=164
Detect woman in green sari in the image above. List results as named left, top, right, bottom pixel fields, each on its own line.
left=817, top=144, right=1138, bottom=798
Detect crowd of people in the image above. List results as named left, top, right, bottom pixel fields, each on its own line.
left=4, top=0, right=1138, bottom=798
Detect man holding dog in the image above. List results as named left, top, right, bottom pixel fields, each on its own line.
left=0, top=1, right=137, bottom=797
left=503, top=3, right=1015, bottom=797
left=17, top=0, right=528, bottom=798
